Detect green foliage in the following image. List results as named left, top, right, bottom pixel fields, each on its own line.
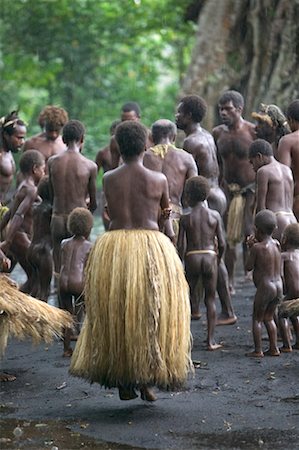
left=0, top=0, right=195, bottom=160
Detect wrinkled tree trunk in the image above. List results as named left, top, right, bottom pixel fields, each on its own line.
left=181, top=0, right=299, bottom=129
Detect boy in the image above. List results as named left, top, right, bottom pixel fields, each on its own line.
left=245, top=209, right=282, bottom=357
left=59, top=207, right=93, bottom=357
left=27, top=176, right=53, bottom=301
left=0, top=150, right=45, bottom=293
left=178, top=176, right=226, bottom=350
left=278, top=223, right=299, bottom=351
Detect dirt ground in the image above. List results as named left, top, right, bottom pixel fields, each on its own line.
left=1, top=246, right=299, bottom=450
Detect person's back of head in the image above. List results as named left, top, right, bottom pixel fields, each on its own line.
left=37, top=175, right=51, bottom=202
left=62, top=120, right=85, bottom=145
left=249, top=139, right=273, bottom=158
left=255, top=209, right=277, bottom=236
left=67, top=207, right=93, bottom=238
left=185, top=175, right=210, bottom=207
left=179, top=95, right=207, bottom=123
left=286, top=100, right=299, bottom=123
left=282, top=223, right=299, bottom=249
left=151, top=119, right=176, bottom=145
left=219, top=90, right=244, bottom=109
left=19, top=149, right=45, bottom=175
left=115, top=120, right=147, bottom=160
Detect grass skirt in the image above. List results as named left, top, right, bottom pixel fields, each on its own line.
left=70, top=230, right=193, bottom=389
left=0, top=275, right=73, bottom=358
left=278, top=298, right=299, bottom=318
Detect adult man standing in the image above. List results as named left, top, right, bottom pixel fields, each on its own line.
left=176, top=95, right=236, bottom=324
left=48, top=120, right=97, bottom=276
left=277, top=99, right=299, bottom=220
left=213, top=90, right=256, bottom=293
left=143, top=119, right=197, bottom=242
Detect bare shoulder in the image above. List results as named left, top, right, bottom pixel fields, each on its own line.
left=273, top=238, right=281, bottom=252
left=212, top=124, right=226, bottom=139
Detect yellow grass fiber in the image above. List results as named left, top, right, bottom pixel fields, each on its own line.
left=226, top=184, right=246, bottom=247
left=0, top=275, right=73, bottom=357
left=70, top=229, right=193, bottom=389
left=278, top=298, right=299, bottom=318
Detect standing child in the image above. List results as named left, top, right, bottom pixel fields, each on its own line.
left=278, top=223, right=299, bottom=351
left=178, top=176, right=226, bottom=350
left=27, top=176, right=53, bottom=301
left=245, top=209, right=283, bottom=357
left=59, top=207, right=93, bottom=357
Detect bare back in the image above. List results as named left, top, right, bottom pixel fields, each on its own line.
left=60, top=237, right=92, bottom=294
left=248, top=239, right=282, bottom=287
left=278, top=131, right=299, bottom=195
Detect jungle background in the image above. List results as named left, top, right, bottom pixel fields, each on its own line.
left=1, top=0, right=298, bottom=161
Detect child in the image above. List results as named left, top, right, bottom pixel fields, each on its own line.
left=178, top=176, right=226, bottom=350
left=59, top=207, right=93, bottom=357
left=27, top=175, right=53, bottom=302
left=245, top=209, right=283, bottom=357
left=278, top=223, right=299, bottom=351
left=0, top=150, right=45, bottom=293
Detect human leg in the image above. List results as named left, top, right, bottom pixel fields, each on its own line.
left=59, top=290, right=74, bottom=356
left=216, top=258, right=237, bottom=325
left=264, top=299, right=280, bottom=356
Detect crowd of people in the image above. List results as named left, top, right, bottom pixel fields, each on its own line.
left=0, top=92, right=299, bottom=401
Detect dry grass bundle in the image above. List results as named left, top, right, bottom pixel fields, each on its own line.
left=278, top=299, right=299, bottom=318
left=0, top=275, right=73, bottom=357
left=226, top=184, right=246, bottom=247
left=70, top=229, right=193, bottom=389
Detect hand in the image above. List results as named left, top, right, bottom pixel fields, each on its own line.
left=0, top=248, right=11, bottom=272
left=246, top=234, right=256, bottom=248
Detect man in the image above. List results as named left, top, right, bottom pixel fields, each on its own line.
left=0, top=112, right=26, bottom=204
left=23, top=105, right=68, bottom=164
left=213, top=90, right=256, bottom=293
left=48, top=120, right=97, bottom=276
left=176, top=95, right=236, bottom=324
left=277, top=99, right=299, bottom=220
left=143, top=119, right=197, bottom=242
left=249, top=139, right=296, bottom=242
left=70, top=121, right=192, bottom=402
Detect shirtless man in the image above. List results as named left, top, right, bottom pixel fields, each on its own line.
left=143, top=119, right=197, bottom=242
left=0, top=150, right=45, bottom=293
left=249, top=139, right=296, bottom=242
left=23, top=105, right=68, bottom=164
left=176, top=95, right=236, bottom=324
left=277, top=99, right=299, bottom=220
left=48, top=120, right=97, bottom=277
left=213, top=90, right=256, bottom=293
left=0, top=112, right=26, bottom=203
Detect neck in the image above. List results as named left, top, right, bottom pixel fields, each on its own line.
left=67, top=142, right=81, bottom=152
left=154, top=138, right=172, bottom=146
left=184, top=122, right=201, bottom=136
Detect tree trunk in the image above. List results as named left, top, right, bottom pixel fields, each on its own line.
left=181, top=0, right=299, bottom=129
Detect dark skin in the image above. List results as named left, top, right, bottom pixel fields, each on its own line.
left=48, top=137, right=97, bottom=274
left=0, top=161, right=45, bottom=293
left=245, top=228, right=282, bottom=357
left=178, top=199, right=225, bottom=350
left=23, top=126, right=66, bottom=165
left=213, top=100, right=256, bottom=293
left=59, top=234, right=92, bottom=357
left=176, top=104, right=236, bottom=324
left=249, top=154, right=296, bottom=242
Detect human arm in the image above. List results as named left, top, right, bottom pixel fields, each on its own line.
left=255, top=169, right=268, bottom=212
left=177, top=216, right=186, bottom=260
left=245, top=240, right=257, bottom=272
left=215, top=213, right=226, bottom=262
left=87, top=163, right=98, bottom=213
left=277, top=136, right=291, bottom=167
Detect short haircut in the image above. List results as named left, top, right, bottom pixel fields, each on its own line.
left=185, top=176, right=210, bottom=206
left=249, top=139, right=273, bottom=158
left=38, top=106, right=69, bottom=129
left=255, top=209, right=277, bottom=235
left=115, top=121, right=147, bottom=158
left=110, top=119, right=121, bottom=135
left=1, top=111, right=26, bottom=136
left=19, top=150, right=45, bottom=175
left=37, top=175, right=50, bottom=201
left=151, top=120, right=176, bottom=145
left=67, top=207, right=93, bottom=237
left=121, top=102, right=141, bottom=118
left=62, top=120, right=85, bottom=144
left=180, top=95, right=207, bottom=123
left=286, top=100, right=299, bottom=122
left=282, top=223, right=299, bottom=248
left=218, top=90, right=244, bottom=109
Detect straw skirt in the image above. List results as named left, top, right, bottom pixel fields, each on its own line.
left=70, top=230, right=192, bottom=388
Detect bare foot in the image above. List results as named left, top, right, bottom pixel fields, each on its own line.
left=118, top=386, right=138, bottom=401
left=207, top=343, right=223, bottom=351
left=63, top=349, right=73, bottom=357
left=229, top=285, right=236, bottom=296
left=244, top=271, right=252, bottom=282
left=216, top=315, right=237, bottom=326
left=280, top=346, right=292, bottom=353
left=140, top=386, right=157, bottom=402
left=0, top=372, right=16, bottom=382
left=245, top=351, right=264, bottom=358
left=264, top=349, right=280, bottom=357
left=191, top=313, right=201, bottom=320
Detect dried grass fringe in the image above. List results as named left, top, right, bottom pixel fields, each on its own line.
left=70, top=230, right=193, bottom=389
left=278, top=298, right=299, bottom=318
left=0, top=275, right=73, bottom=358
left=226, top=184, right=246, bottom=247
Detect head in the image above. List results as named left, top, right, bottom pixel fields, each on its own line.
left=38, top=106, right=69, bottom=141
left=121, top=102, right=141, bottom=122
left=0, top=111, right=26, bottom=153
left=151, top=119, right=176, bottom=145
left=286, top=99, right=299, bottom=132
left=19, top=150, right=45, bottom=184
left=175, top=95, right=207, bottom=130
left=62, top=120, right=85, bottom=146
left=67, top=207, right=93, bottom=238
left=282, top=223, right=299, bottom=249
left=249, top=139, right=273, bottom=172
left=218, top=90, right=244, bottom=127
left=254, top=209, right=277, bottom=239
left=110, top=119, right=121, bottom=136
left=185, top=176, right=210, bottom=207
left=252, top=103, right=290, bottom=142
left=37, top=175, right=50, bottom=201
left=115, top=120, right=147, bottom=161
